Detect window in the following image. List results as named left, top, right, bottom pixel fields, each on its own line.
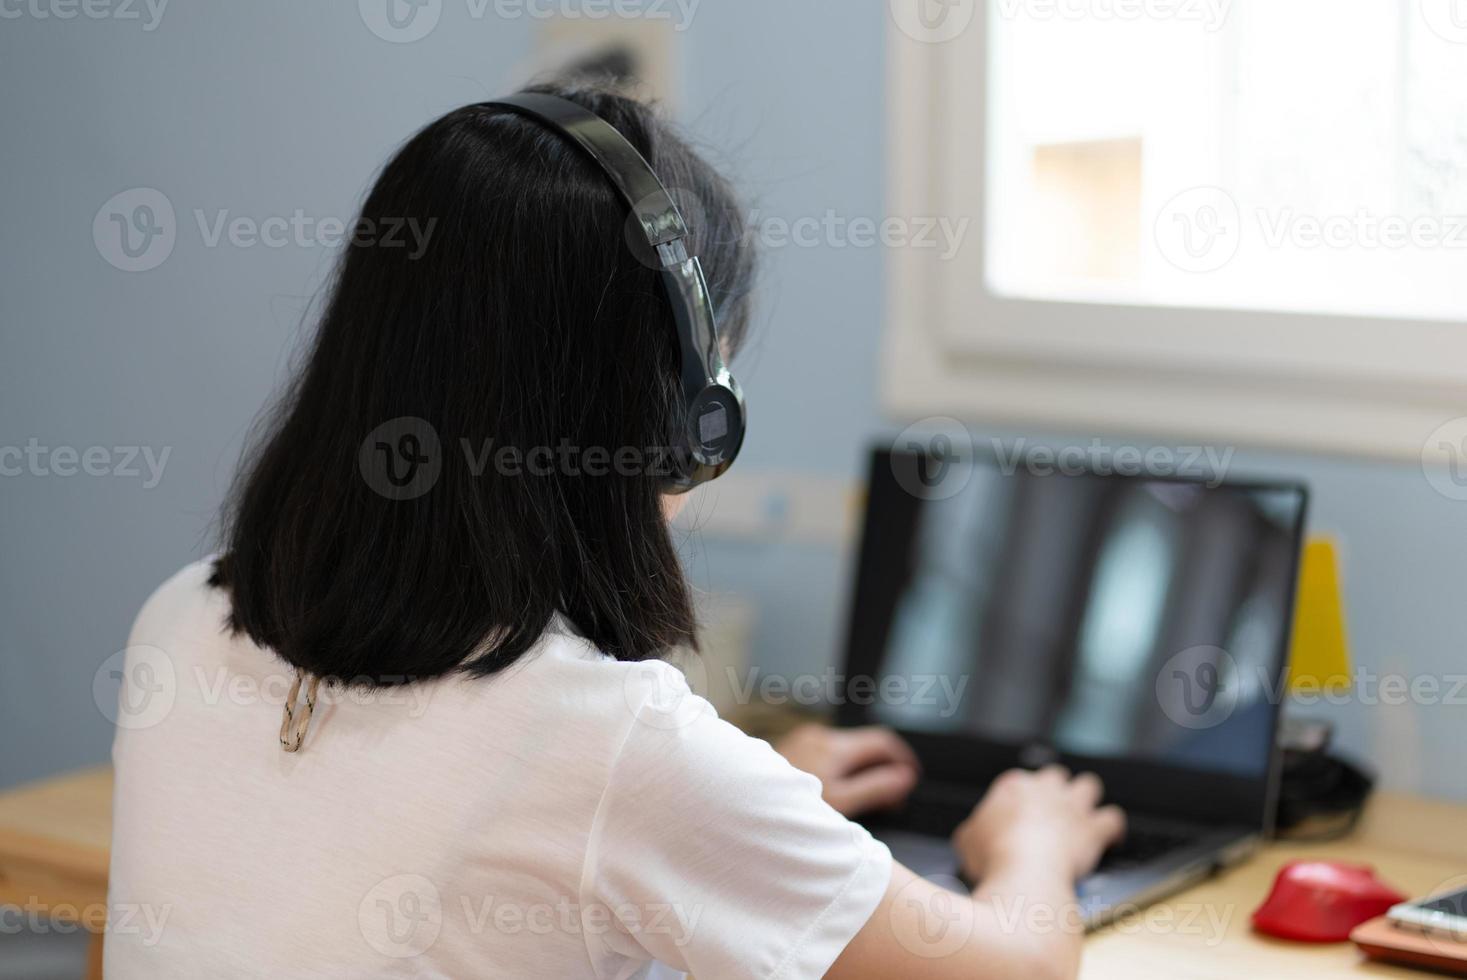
left=885, top=0, right=1467, bottom=460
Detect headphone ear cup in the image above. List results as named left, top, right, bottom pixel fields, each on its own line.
left=668, top=382, right=745, bottom=490
left=688, top=384, right=743, bottom=461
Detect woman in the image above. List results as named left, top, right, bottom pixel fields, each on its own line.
left=106, top=81, right=1123, bottom=979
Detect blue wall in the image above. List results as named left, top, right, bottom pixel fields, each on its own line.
left=2, top=1, right=1462, bottom=800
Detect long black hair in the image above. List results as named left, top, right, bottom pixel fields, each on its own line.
left=211, top=80, right=755, bottom=684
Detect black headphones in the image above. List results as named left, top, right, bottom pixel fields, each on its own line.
left=485, top=92, right=745, bottom=492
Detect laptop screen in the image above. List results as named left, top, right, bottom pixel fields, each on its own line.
left=841, top=449, right=1307, bottom=794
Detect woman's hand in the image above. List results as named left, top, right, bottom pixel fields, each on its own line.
left=773, top=723, right=920, bottom=817
left=829, top=763, right=1124, bottom=980
left=953, top=764, right=1126, bottom=884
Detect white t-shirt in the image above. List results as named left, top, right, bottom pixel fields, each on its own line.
left=105, top=562, right=892, bottom=979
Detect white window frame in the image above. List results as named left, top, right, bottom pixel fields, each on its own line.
left=882, top=2, right=1467, bottom=461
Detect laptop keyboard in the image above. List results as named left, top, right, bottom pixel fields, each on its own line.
left=886, top=796, right=972, bottom=841
left=877, top=796, right=1200, bottom=874
left=1097, top=823, right=1196, bottom=870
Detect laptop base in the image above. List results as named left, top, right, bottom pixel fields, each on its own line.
left=875, top=821, right=1259, bottom=929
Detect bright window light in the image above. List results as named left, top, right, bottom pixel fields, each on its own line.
left=986, top=0, right=1467, bottom=322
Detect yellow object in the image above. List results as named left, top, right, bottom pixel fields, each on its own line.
left=1287, top=536, right=1353, bottom=693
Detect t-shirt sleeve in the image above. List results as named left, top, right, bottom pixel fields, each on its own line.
left=580, top=662, right=893, bottom=980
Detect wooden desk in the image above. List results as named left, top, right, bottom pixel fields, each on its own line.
left=0, top=766, right=112, bottom=980
left=0, top=767, right=1462, bottom=980
left=1083, top=794, right=1467, bottom=979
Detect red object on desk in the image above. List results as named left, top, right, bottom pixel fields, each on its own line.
left=1252, top=860, right=1407, bottom=942
left=1353, top=914, right=1467, bottom=976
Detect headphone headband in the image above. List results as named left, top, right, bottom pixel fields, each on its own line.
left=486, top=92, right=745, bottom=491
left=487, top=92, right=688, bottom=246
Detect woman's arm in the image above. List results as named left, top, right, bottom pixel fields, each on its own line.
left=826, top=766, right=1125, bottom=980
left=773, top=724, right=921, bottom=816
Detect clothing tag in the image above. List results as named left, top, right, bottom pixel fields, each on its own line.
left=280, top=670, right=322, bottom=752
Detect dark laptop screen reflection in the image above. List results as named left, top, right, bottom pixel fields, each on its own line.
left=871, top=462, right=1305, bottom=779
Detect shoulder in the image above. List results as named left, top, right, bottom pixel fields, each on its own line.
left=129, top=558, right=225, bottom=644
left=593, top=652, right=820, bottom=801
left=480, top=633, right=787, bottom=783
left=484, top=629, right=716, bottom=736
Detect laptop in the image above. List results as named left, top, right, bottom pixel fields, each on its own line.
left=836, top=446, right=1309, bottom=927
